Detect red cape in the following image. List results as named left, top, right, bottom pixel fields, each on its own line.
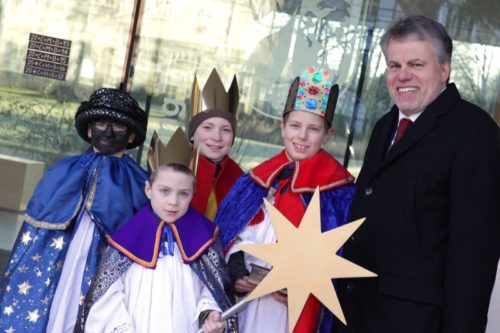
left=248, top=149, right=354, bottom=332
left=191, top=155, right=243, bottom=217
left=249, top=149, right=354, bottom=192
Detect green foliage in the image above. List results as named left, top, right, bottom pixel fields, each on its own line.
left=0, top=92, right=87, bottom=166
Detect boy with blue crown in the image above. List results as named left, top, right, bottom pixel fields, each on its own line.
left=216, top=66, right=355, bottom=333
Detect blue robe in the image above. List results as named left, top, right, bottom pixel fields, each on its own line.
left=0, top=152, right=148, bottom=332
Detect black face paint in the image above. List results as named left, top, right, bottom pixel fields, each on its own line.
left=89, top=122, right=130, bottom=156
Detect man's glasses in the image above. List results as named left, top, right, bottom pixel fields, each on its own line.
left=92, top=121, right=127, bottom=132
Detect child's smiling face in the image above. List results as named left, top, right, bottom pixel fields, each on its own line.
left=145, top=166, right=194, bottom=223
left=280, top=111, right=332, bottom=161
left=190, top=117, right=234, bottom=162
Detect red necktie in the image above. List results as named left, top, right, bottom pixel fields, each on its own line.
left=393, top=118, right=413, bottom=145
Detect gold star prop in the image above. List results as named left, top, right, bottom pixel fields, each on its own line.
left=237, top=187, right=376, bottom=330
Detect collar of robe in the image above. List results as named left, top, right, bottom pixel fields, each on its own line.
left=249, top=148, right=354, bottom=193
left=108, top=204, right=219, bottom=268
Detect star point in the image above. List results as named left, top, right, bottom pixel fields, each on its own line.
left=26, top=309, right=40, bottom=323
left=21, top=232, right=32, bottom=244
left=3, top=305, right=14, bottom=316
left=50, top=236, right=65, bottom=250
left=17, top=265, right=28, bottom=273
left=5, top=326, right=15, bottom=333
left=17, top=281, right=32, bottom=295
left=237, top=187, right=376, bottom=329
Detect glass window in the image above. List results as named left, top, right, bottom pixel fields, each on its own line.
left=0, top=0, right=499, bottom=260
left=0, top=1, right=135, bottom=165
left=127, top=0, right=500, bottom=175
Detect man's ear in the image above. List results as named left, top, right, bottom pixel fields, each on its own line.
left=87, top=126, right=92, bottom=139
left=441, top=61, right=451, bottom=84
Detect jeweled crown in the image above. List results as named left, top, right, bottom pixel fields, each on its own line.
left=284, top=66, right=339, bottom=127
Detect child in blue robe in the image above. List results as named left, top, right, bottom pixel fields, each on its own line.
left=0, top=88, right=149, bottom=333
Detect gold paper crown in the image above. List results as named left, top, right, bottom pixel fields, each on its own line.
left=147, top=128, right=198, bottom=174
left=191, top=68, right=239, bottom=117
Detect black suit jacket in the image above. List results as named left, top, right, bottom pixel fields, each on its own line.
left=334, top=83, right=500, bottom=333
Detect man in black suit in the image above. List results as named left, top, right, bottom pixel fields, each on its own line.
left=334, top=15, right=500, bottom=333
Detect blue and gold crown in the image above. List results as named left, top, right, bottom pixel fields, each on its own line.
left=283, top=66, right=339, bottom=127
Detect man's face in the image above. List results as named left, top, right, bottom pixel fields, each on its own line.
left=87, top=120, right=135, bottom=157
left=385, top=38, right=451, bottom=116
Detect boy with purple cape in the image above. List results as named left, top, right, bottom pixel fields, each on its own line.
left=76, top=128, right=237, bottom=333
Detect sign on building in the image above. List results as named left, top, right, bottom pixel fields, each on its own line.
left=24, top=33, right=71, bottom=81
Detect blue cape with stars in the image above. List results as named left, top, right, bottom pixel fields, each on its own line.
left=0, top=151, right=148, bottom=332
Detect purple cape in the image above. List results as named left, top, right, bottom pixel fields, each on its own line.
left=109, top=205, right=218, bottom=268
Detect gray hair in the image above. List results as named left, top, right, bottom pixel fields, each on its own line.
left=380, top=15, right=453, bottom=64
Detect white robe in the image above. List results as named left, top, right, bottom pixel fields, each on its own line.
left=47, top=212, right=95, bottom=333
left=85, top=243, right=220, bottom=333
left=226, top=202, right=289, bottom=333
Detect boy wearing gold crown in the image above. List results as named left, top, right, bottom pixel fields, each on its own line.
left=188, top=69, right=244, bottom=221
left=76, top=129, right=237, bottom=333
left=215, top=67, right=355, bottom=333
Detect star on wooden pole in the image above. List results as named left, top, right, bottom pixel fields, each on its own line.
left=237, top=187, right=376, bottom=330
